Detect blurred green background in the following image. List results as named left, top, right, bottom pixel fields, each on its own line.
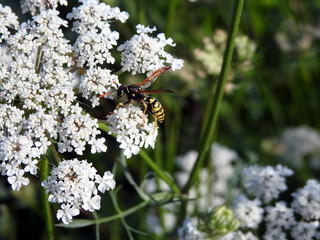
left=1, top=0, right=320, bottom=239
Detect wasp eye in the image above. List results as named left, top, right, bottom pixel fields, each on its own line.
left=117, top=85, right=125, bottom=99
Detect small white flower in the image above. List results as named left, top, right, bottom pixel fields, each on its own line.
left=7, top=168, right=30, bottom=191
left=118, top=24, right=183, bottom=75
left=57, top=204, right=80, bottom=225
left=106, top=104, right=158, bottom=158
left=291, top=179, right=320, bottom=220
left=97, top=171, right=116, bottom=193
left=89, top=138, right=107, bottom=154
left=82, top=195, right=101, bottom=212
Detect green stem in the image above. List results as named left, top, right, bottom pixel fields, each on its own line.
left=40, top=157, right=54, bottom=240
left=92, top=212, right=100, bottom=240
left=139, top=149, right=180, bottom=194
left=166, top=0, right=180, bottom=36
left=177, top=0, right=245, bottom=226
left=99, top=198, right=151, bottom=223
left=182, top=0, right=245, bottom=194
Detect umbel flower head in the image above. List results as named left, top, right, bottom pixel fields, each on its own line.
left=106, top=105, right=158, bottom=158
left=0, top=0, right=182, bottom=195
left=118, top=24, right=184, bottom=75
left=241, top=164, right=293, bottom=203
left=42, top=159, right=116, bottom=224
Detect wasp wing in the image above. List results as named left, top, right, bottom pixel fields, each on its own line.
left=137, top=65, right=172, bottom=89
left=137, top=89, right=175, bottom=94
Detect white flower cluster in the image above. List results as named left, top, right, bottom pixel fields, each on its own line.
left=0, top=4, right=19, bottom=43
left=263, top=201, right=296, bottom=239
left=231, top=165, right=320, bottom=240
left=67, top=0, right=128, bottom=68
left=106, top=105, right=158, bottom=158
left=20, top=0, right=67, bottom=15
left=118, top=24, right=184, bottom=75
left=175, top=143, right=238, bottom=210
left=292, top=179, right=320, bottom=220
left=0, top=0, right=181, bottom=194
left=242, top=164, right=293, bottom=203
left=57, top=105, right=107, bottom=155
left=65, top=0, right=128, bottom=107
left=0, top=6, right=108, bottom=191
left=42, top=159, right=116, bottom=224
left=280, top=126, right=320, bottom=169
left=220, top=231, right=258, bottom=240
left=194, top=29, right=256, bottom=76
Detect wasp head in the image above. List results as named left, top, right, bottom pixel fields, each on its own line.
left=116, top=85, right=126, bottom=99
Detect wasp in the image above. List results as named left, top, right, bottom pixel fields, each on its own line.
left=99, top=66, right=174, bottom=126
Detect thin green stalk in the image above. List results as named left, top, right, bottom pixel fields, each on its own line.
left=92, top=211, right=100, bottom=240
left=57, top=198, right=151, bottom=228
left=166, top=0, right=180, bottom=36
left=183, top=0, right=245, bottom=192
left=40, top=157, right=54, bottom=240
left=139, top=149, right=180, bottom=194
left=165, top=103, right=182, bottom=171
left=137, top=0, right=147, bottom=26
left=110, top=190, right=135, bottom=240
left=49, top=143, right=61, bottom=165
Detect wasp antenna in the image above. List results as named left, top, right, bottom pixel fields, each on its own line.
left=99, top=92, right=112, bottom=99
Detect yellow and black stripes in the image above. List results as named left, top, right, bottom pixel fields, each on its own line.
left=144, top=96, right=165, bottom=123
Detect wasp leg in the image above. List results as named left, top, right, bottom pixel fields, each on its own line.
left=108, top=101, right=131, bottom=116
left=115, top=102, right=124, bottom=110
left=152, top=115, right=158, bottom=135
left=115, top=100, right=132, bottom=110
left=138, top=100, right=148, bottom=125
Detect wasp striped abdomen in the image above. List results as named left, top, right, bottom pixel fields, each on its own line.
left=145, top=96, right=165, bottom=123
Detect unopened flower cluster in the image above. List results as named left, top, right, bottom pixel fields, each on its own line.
left=0, top=0, right=182, bottom=224
left=42, top=159, right=116, bottom=224
left=194, top=29, right=256, bottom=76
